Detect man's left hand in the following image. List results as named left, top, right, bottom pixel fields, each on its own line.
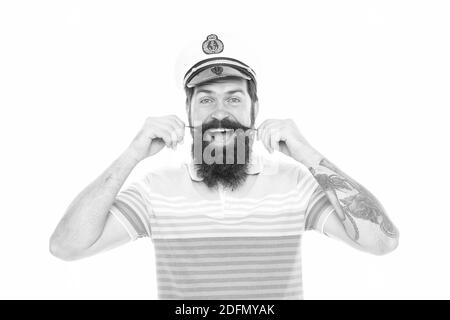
left=257, top=119, right=322, bottom=167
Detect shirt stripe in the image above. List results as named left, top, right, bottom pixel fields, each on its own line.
left=154, top=235, right=302, bottom=299
left=110, top=155, right=327, bottom=299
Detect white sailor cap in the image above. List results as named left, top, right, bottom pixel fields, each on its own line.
left=175, top=33, right=259, bottom=89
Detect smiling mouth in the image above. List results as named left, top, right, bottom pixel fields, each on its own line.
left=205, top=128, right=236, bottom=144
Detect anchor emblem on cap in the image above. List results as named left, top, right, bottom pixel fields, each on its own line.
left=210, top=66, right=223, bottom=75
left=202, top=34, right=224, bottom=54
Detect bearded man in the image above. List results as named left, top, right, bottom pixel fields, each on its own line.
left=50, top=34, right=399, bottom=300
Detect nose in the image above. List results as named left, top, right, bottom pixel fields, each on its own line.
left=211, top=110, right=230, bottom=121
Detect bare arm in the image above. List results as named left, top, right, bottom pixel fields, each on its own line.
left=49, top=115, right=185, bottom=261
left=307, top=157, right=399, bottom=255
left=257, top=118, right=399, bottom=255
left=49, top=149, right=139, bottom=260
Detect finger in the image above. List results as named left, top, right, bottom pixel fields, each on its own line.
left=159, top=118, right=184, bottom=147
left=178, top=130, right=185, bottom=144
left=270, top=131, right=281, bottom=152
left=152, top=127, right=173, bottom=149
left=173, top=121, right=186, bottom=144
left=165, top=120, right=183, bottom=148
left=260, top=126, right=272, bottom=153
left=256, top=120, right=268, bottom=141
left=257, top=119, right=276, bottom=141
left=263, top=121, right=284, bottom=139
left=263, top=128, right=274, bottom=153
left=261, top=121, right=282, bottom=133
left=167, top=115, right=186, bottom=131
left=171, top=118, right=186, bottom=141
left=170, top=131, right=178, bottom=149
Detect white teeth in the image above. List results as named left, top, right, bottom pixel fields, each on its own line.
left=208, top=128, right=229, bottom=133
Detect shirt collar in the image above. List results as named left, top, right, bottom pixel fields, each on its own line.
left=185, top=150, right=264, bottom=182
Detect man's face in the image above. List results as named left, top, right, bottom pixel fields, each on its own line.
left=190, top=77, right=253, bottom=138
left=188, top=77, right=256, bottom=190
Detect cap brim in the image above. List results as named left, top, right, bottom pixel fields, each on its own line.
left=186, top=65, right=251, bottom=88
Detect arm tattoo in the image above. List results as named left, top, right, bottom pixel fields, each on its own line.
left=309, top=158, right=398, bottom=242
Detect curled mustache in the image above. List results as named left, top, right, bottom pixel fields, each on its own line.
left=199, top=118, right=251, bottom=134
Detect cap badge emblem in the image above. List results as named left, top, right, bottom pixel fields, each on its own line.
left=202, top=34, right=224, bottom=55
left=210, top=66, right=223, bottom=75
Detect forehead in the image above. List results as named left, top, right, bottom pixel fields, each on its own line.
left=193, top=78, right=248, bottom=95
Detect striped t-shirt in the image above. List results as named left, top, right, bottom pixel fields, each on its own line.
left=109, top=154, right=334, bottom=299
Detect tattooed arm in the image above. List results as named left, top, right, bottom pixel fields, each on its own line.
left=257, top=118, right=399, bottom=255
left=307, top=158, right=399, bottom=255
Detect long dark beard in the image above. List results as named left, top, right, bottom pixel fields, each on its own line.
left=190, top=118, right=253, bottom=191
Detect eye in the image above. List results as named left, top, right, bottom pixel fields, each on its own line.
left=228, top=97, right=241, bottom=104
left=199, top=97, right=214, bottom=104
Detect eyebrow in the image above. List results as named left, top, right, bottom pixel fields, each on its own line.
left=195, top=89, right=246, bottom=95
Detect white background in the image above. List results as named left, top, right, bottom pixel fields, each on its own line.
left=0, top=0, right=449, bottom=299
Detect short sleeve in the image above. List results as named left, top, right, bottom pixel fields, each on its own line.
left=109, top=179, right=152, bottom=241
left=296, top=166, right=335, bottom=234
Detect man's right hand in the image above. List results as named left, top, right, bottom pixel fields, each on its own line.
left=127, top=115, right=186, bottom=162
